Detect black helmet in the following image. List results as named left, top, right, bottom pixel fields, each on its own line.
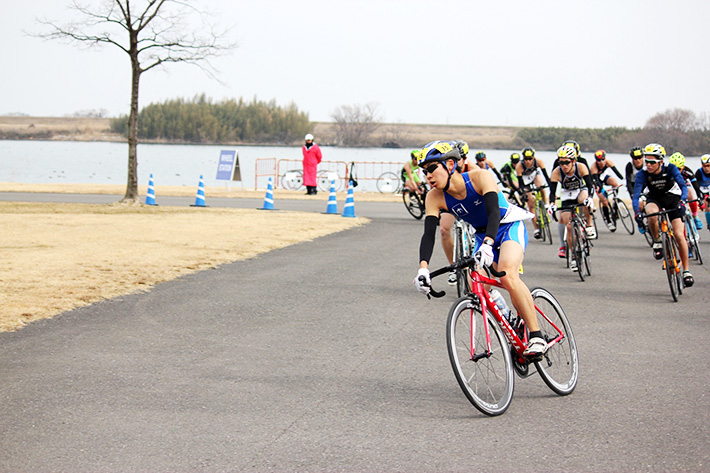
left=629, top=146, right=643, bottom=159
left=475, top=151, right=486, bottom=161
left=510, top=152, right=521, bottom=164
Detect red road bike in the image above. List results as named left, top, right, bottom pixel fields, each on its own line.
left=424, top=257, right=579, bottom=416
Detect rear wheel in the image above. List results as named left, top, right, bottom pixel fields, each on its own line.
left=446, top=297, right=514, bottom=416
left=454, top=226, right=470, bottom=297
left=686, top=217, right=703, bottom=265
left=281, top=170, right=303, bottom=190
left=531, top=288, right=579, bottom=395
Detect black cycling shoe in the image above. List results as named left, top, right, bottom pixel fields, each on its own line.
left=683, top=271, right=694, bottom=287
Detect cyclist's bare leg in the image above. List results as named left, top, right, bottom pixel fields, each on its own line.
left=494, top=240, right=539, bottom=332
left=577, top=190, right=592, bottom=226
left=524, top=191, right=538, bottom=229
left=558, top=211, right=573, bottom=248
left=672, top=217, right=690, bottom=269
left=439, top=212, right=455, bottom=265
left=645, top=202, right=661, bottom=240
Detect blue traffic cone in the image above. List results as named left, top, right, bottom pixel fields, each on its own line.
left=191, top=175, right=207, bottom=207
left=260, top=177, right=275, bottom=210
left=145, top=173, right=157, bottom=206
left=342, top=181, right=356, bottom=218
left=325, top=180, right=338, bottom=214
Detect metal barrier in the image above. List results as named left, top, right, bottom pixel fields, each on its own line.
left=255, top=158, right=406, bottom=192
left=255, top=157, right=277, bottom=190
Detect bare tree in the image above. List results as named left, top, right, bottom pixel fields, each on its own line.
left=36, top=0, right=235, bottom=203
left=331, top=103, right=382, bottom=147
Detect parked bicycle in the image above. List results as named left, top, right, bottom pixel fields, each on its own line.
left=643, top=209, right=684, bottom=302
left=683, top=199, right=703, bottom=265
left=402, top=183, right=428, bottom=220
left=376, top=171, right=402, bottom=193
left=423, top=257, right=578, bottom=416
left=281, top=169, right=343, bottom=192
left=601, top=186, right=635, bottom=235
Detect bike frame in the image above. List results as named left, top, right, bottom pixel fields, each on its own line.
left=461, top=264, right=565, bottom=364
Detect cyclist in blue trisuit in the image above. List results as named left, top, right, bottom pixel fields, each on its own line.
left=696, top=154, right=710, bottom=231
left=632, top=143, right=694, bottom=287
left=412, top=140, right=547, bottom=358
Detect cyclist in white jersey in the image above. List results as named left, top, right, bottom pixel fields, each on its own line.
left=547, top=144, right=595, bottom=270
left=515, top=147, right=552, bottom=239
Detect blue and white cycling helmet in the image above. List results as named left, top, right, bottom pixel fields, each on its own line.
left=418, top=140, right=461, bottom=167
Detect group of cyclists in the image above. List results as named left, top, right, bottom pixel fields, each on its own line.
left=408, top=139, right=707, bottom=357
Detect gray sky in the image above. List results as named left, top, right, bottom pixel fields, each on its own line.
left=3, top=0, right=709, bottom=128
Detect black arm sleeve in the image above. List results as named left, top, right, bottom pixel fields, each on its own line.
left=583, top=173, right=594, bottom=194
left=611, top=165, right=624, bottom=180
left=484, top=191, right=501, bottom=241
left=418, top=215, right=439, bottom=264
left=625, top=163, right=634, bottom=196
left=549, top=180, right=558, bottom=199
left=541, top=167, right=551, bottom=187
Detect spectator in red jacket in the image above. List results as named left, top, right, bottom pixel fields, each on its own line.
left=302, top=133, right=323, bottom=195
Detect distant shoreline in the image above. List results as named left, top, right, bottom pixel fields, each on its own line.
left=0, top=116, right=522, bottom=149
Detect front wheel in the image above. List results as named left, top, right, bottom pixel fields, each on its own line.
left=662, top=232, right=680, bottom=302
left=402, top=188, right=425, bottom=220
left=617, top=200, right=635, bottom=235
left=530, top=288, right=579, bottom=395
left=446, top=297, right=514, bottom=416
left=573, top=224, right=586, bottom=282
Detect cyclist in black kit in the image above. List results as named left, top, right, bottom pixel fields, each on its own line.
left=632, top=143, right=693, bottom=287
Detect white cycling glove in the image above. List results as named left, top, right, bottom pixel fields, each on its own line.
left=584, top=196, right=594, bottom=210
left=475, top=243, right=495, bottom=268
left=547, top=203, right=557, bottom=217
left=413, top=268, right=431, bottom=295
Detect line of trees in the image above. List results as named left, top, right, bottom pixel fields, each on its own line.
left=516, top=109, right=710, bottom=155
left=110, top=95, right=311, bottom=144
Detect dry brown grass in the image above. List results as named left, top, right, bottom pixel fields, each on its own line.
left=0, top=201, right=366, bottom=332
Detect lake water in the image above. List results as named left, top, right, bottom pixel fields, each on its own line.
left=0, top=140, right=703, bottom=195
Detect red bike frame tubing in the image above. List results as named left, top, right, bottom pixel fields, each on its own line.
left=467, top=268, right=565, bottom=360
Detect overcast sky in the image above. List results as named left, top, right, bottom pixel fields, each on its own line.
left=3, top=0, right=709, bottom=128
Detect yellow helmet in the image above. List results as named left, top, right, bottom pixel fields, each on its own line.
left=668, top=152, right=685, bottom=168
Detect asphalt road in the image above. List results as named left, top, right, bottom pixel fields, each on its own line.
left=1, top=192, right=709, bottom=472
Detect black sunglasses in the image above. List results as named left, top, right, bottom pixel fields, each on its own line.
left=558, top=160, right=572, bottom=166
left=632, top=156, right=643, bottom=160
left=422, top=162, right=440, bottom=175
left=523, top=156, right=534, bottom=161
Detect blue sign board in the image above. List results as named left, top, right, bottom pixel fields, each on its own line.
left=216, top=150, right=240, bottom=181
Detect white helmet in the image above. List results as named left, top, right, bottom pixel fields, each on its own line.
left=304, top=133, right=314, bottom=141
